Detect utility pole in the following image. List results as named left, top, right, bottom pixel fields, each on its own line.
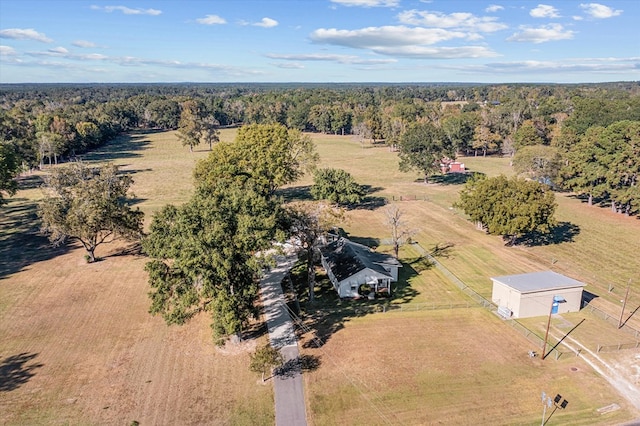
left=542, top=300, right=554, bottom=360
left=618, top=279, right=631, bottom=329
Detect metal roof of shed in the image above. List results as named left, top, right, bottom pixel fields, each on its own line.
left=491, top=271, right=585, bottom=294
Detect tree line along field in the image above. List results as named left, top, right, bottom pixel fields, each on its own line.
left=1, top=128, right=639, bottom=424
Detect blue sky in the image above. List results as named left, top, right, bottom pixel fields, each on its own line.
left=0, top=0, right=638, bottom=83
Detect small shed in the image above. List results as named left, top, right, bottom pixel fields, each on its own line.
left=491, top=271, right=585, bottom=319
left=440, top=159, right=466, bottom=174
left=320, top=237, right=401, bottom=299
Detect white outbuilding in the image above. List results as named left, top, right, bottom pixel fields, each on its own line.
left=491, top=271, right=585, bottom=319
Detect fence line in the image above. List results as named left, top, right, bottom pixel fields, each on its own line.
left=387, top=195, right=429, bottom=202
left=584, top=304, right=640, bottom=339
left=408, top=242, right=577, bottom=359
left=311, top=301, right=475, bottom=317
left=410, top=242, right=495, bottom=309
left=384, top=301, right=473, bottom=312
left=597, top=341, right=640, bottom=352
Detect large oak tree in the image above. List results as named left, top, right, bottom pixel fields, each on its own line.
left=39, top=162, right=144, bottom=261
left=311, top=168, right=365, bottom=206
left=145, top=123, right=318, bottom=342
left=456, top=175, right=557, bottom=245
left=398, top=122, right=453, bottom=183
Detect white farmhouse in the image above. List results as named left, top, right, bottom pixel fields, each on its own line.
left=320, top=237, right=401, bottom=299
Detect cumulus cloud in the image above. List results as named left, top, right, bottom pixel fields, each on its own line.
left=397, top=10, right=508, bottom=32
left=72, top=40, right=97, bottom=48
left=373, top=45, right=498, bottom=59
left=330, top=0, right=399, bottom=7
left=580, top=3, right=622, bottom=18
left=507, top=23, right=574, bottom=43
left=196, top=15, right=226, bottom=25
left=0, top=45, right=17, bottom=56
left=311, top=26, right=467, bottom=48
left=485, top=5, right=504, bottom=13
left=90, top=5, right=161, bottom=15
left=530, top=4, right=560, bottom=18
left=0, top=28, right=52, bottom=43
left=253, top=18, right=279, bottom=28
left=309, top=26, right=500, bottom=59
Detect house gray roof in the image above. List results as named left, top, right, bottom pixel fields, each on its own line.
left=320, top=237, right=401, bottom=283
left=491, top=271, right=585, bottom=294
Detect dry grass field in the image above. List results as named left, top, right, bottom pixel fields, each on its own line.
left=300, top=310, right=634, bottom=425
left=0, top=129, right=272, bottom=425
left=1, top=129, right=639, bottom=425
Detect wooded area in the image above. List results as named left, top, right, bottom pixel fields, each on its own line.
left=2, top=82, right=638, bottom=216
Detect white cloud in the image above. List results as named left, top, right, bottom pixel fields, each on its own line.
left=530, top=4, right=560, bottom=18
left=309, top=26, right=499, bottom=59
left=253, top=18, right=279, bottom=28
left=266, top=53, right=397, bottom=65
left=273, top=62, right=305, bottom=69
left=374, top=45, right=498, bottom=59
left=91, top=5, right=161, bottom=15
left=397, top=10, right=508, bottom=32
left=485, top=5, right=504, bottom=13
left=0, top=45, right=17, bottom=56
left=196, top=15, right=226, bottom=25
left=507, top=24, right=574, bottom=43
left=73, top=40, right=97, bottom=48
left=330, top=0, right=399, bottom=7
left=580, top=3, right=622, bottom=19
left=311, top=26, right=467, bottom=48
left=48, top=46, right=69, bottom=55
left=22, top=48, right=261, bottom=77
left=444, top=57, right=639, bottom=76
left=0, top=28, right=52, bottom=43
left=85, top=53, right=109, bottom=60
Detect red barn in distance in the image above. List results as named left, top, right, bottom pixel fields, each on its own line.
left=440, top=158, right=466, bottom=174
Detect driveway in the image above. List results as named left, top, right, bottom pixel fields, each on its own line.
left=260, top=254, right=307, bottom=426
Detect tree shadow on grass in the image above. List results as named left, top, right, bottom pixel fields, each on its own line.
left=104, top=241, right=145, bottom=258
left=429, top=242, right=455, bottom=258
left=276, top=354, right=321, bottom=378
left=15, top=174, right=45, bottom=191
left=429, top=172, right=483, bottom=185
left=349, top=185, right=387, bottom=211
left=518, top=222, right=581, bottom=247
left=81, top=133, right=152, bottom=163
left=0, top=352, right=43, bottom=392
left=0, top=198, right=72, bottom=279
left=338, top=228, right=380, bottom=249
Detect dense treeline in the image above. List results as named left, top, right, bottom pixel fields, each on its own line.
left=1, top=82, right=639, bottom=213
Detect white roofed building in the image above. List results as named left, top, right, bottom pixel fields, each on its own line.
left=491, top=271, right=585, bottom=319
